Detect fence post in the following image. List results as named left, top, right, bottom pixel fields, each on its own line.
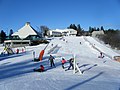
left=73, top=54, right=76, bottom=74
left=73, top=54, right=82, bottom=75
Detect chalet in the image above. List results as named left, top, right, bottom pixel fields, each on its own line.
left=12, top=22, right=41, bottom=40
left=4, top=22, right=42, bottom=47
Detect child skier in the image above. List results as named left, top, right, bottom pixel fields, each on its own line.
left=61, top=58, right=66, bottom=69
left=98, top=52, right=104, bottom=58
left=34, top=65, right=44, bottom=72
left=67, top=58, right=74, bottom=70
left=16, top=49, right=19, bottom=54
left=49, top=55, right=56, bottom=67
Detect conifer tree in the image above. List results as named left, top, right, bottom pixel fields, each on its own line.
left=0, top=30, right=6, bottom=43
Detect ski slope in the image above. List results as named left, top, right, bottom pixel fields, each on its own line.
left=0, top=36, right=120, bottom=90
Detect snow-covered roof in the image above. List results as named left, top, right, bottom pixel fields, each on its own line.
left=12, top=22, right=38, bottom=39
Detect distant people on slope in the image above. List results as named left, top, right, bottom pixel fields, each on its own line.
left=1, top=46, right=7, bottom=55
left=34, top=65, right=44, bottom=72
left=51, top=44, right=53, bottom=47
left=22, top=47, right=25, bottom=52
left=49, top=55, right=56, bottom=67
left=98, top=52, right=104, bottom=58
left=33, top=51, right=35, bottom=60
left=16, top=48, right=19, bottom=54
left=61, top=58, right=67, bottom=69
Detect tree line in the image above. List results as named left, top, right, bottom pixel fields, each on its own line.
left=67, top=24, right=120, bottom=49
left=0, top=24, right=120, bottom=50
left=67, top=24, right=105, bottom=36
left=97, top=29, right=120, bottom=50
left=0, top=29, right=13, bottom=43
left=44, top=23, right=120, bottom=50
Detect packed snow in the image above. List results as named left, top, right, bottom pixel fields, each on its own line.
left=0, top=36, right=120, bottom=90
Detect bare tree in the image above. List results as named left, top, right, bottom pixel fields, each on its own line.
left=40, top=26, right=49, bottom=37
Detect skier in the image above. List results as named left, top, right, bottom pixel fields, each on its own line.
left=61, top=58, right=67, bottom=69
left=34, top=65, right=44, bottom=72
left=100, top=52, right=102, bottom=57
left=80, top=42, right=81, bottom=44
left=49, top=55, right=56, bottom=67
left=22, top=48, right=24, bottom=52
left=67, top=58, right=74, bottom=70
left=51, top=44, right=53, bottom=47
left=33, top=51, right=35, bottom=60
left=16, top=49, right=19, bottom=54
left=98, top=52, right=104, bottom=58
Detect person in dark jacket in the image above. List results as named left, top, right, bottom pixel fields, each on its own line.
left=49, top=55, right=55, bottom=67
left=98, top=52, right=104, bottom=58
left=68, top=58, right=74, bottom=70
left=34, top=65, right=44, bottom=72
left=16, top=49, right=19, bottom=54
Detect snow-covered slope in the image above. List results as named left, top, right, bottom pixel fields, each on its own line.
left=0, top=36, right=120, bottom=90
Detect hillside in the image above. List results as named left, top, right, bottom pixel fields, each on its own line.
left=0, top=36, right=120, bottom=90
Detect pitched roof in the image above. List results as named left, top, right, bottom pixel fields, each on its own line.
left=12, top=22, right=38, bottom=39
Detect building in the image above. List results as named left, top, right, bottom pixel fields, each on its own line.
left=47, top=29, right=77, bottom=37
left=4, top=40, right=31, bottom=48
left=47, top=30, right=62, bottom=37
left=12, top=22, right=41, bottom=40
left=92, top=30, right=104, bottom=37
left=4, top=22, right=42, bottom=47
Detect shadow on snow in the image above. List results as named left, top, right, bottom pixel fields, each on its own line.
left=0, top=59, right=40, bottom=80
left=0, top=51, right=30, bottom=61
left=64, top=72, right=104, bottom=90
left=80, top=64, right=98, bottom=73
left=0, top=55, right=62, bottom=80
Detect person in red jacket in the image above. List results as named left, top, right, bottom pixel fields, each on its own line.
left=61, top=58, right=66, bottom=69
left=34, top=65, right=44, bottom=72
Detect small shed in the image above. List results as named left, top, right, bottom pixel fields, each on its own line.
left=92, top=30, right=104, bottom=37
